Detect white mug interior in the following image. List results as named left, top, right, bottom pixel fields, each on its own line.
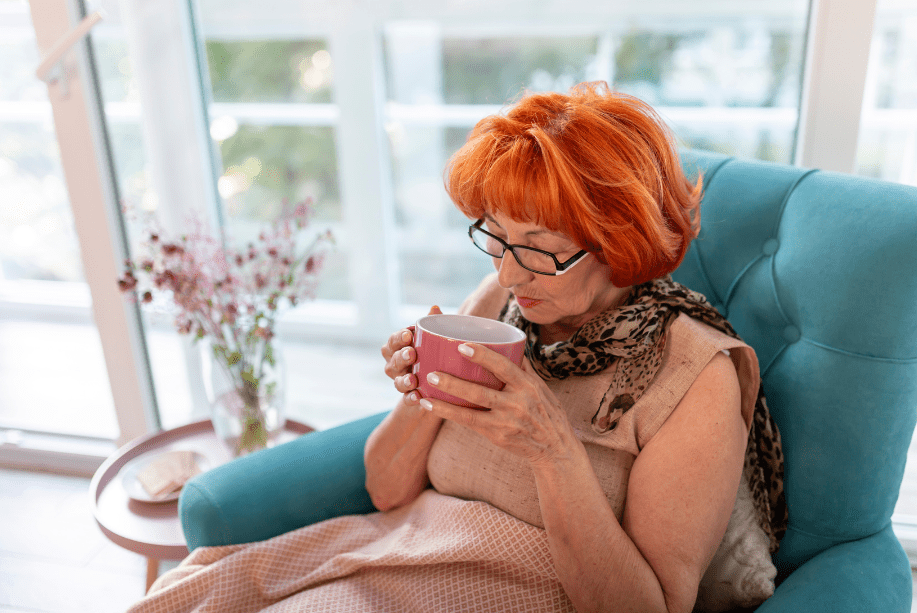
left=417, top=314, right=525, bottom=344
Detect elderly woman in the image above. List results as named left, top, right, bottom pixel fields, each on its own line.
left=130, top=82, right=785, bottom=613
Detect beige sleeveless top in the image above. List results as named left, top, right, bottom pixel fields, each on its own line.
left=427, top=275, right=761, bottom=528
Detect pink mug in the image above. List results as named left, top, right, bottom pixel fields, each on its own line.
left=410, top=314, right=526, bottom=409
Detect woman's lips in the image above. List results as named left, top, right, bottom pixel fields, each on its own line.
left=515, top=296, right=543, bottom=309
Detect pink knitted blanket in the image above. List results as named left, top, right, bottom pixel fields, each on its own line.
left=128, top=490, right=575, bottom=612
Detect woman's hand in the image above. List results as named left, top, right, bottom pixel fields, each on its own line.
left=381, top=305, right=442, bottom=402
left=417, top=342, right=579, bottom=467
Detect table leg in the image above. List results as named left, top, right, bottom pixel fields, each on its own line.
left=146, top=557, right=159, bottom=592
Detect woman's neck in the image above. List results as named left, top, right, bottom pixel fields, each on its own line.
left=538, top=286, right=633, bottom=345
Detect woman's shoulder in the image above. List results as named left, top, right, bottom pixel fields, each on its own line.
left=657, top=312, right=761, bottom=433
left=457, top=273, right=510, bottom=319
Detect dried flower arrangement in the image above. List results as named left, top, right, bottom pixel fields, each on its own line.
left=117, top=199, right=333, bottom=455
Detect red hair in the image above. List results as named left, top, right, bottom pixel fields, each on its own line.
left=444, top=81, right=702, bottom=287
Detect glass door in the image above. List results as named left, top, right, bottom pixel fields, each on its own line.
left=0, top=0, right=120, bottom=443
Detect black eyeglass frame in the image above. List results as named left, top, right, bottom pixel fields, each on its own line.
left=468, top=219, right=590, bottom=276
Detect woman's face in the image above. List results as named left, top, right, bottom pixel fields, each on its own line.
left=481, top=211, right=631, bottom=337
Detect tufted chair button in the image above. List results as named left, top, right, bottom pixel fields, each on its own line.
left=763, top=238, right=780, bottom=256
left=782, top=325, right=801, bottom=343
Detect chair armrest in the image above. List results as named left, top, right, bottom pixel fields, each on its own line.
left=179, top=410, right=390, bottom=550
left=757, top=524, right=912, bottom=612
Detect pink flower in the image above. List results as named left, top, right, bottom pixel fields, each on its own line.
left=117, top=272, right=138, bottom=292
left=118, top=203, right=333, bottom=380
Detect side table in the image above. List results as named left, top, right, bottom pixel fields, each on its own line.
left=89, top=419, right=314, bottom=592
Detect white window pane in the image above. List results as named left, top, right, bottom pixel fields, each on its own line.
left=203, top=40, right=348, bottom=301
left=670, top=121, right=797, bottom=164
left=614, top=26, right=804, bottom=110
left=855, top=0, right=917, bottom=185
left=0, top=3, right=118, bottom=439
left=206, top=40, right=334, bottom=104
left=440, top=37, right=600, bottom=105
left=0, top=319, right=118, bottom=439
left=0, top=123, right=82, bottom=282
left=89, top=25, right=199, bottom=434
left=389, top=125, right=493, bottom=305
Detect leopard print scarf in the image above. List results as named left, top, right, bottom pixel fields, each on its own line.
left=499, top=274, right=787, bottom=553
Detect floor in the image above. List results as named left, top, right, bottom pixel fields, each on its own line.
left=0, top=468, right=171, bottom=612
left=0, top=466, right=915, bottom=612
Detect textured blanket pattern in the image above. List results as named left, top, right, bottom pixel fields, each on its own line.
left=129, top=490, right=575, bottom=612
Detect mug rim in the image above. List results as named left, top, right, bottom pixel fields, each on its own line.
left=416, top=313, right=525, bottom=345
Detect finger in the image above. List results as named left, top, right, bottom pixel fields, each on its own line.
left=381, top=328, right=413, bottom=362
left=429, top=305, right=442, bottom=315
left=384, top=348, right=416, bottom=381
left=424, top=371, right=504, bottom=412
left=397, top=346, right=415, bottom=370
left=418, top=396, right=492, bottom=430
left=393, top=373, right=418, bottom=395
left=455, top=343, right=527, bottom=387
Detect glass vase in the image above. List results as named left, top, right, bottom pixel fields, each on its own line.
left=200, top=336, right=286, bottom=457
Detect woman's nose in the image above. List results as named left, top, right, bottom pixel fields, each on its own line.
left=495, top=251, right=533, bottom=288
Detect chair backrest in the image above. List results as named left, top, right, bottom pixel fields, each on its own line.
left=673, top=150, right=917, bottom=573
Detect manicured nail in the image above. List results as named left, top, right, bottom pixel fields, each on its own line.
left=426, top=372, right=440, bottom=385
left=458, top=344, right=474, bottom=357
left=401, top=330, right=412, bottom=342
left=408, top=392, right=418, bottom=402
left=420, top=399, right=433, bottom=411
left=401, top=347, right=411, bottom=361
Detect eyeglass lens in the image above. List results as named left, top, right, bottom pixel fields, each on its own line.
left=470, top=226, right=557, bottom=274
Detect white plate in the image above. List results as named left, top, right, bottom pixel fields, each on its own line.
left=120, top=450, right=209, bottom=503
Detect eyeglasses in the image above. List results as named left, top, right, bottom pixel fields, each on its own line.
left=468, top=219, right=589, bottom=276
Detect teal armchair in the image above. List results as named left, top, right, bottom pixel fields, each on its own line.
left=179, top=150, right=917, bottom=611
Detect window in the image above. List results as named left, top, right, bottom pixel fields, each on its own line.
left=0, top=0, right=119, bottom=440
left=855, top=0, right=917, bottom=185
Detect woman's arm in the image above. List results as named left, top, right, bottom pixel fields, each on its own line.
left=420, top=348, right=746, bottom=613
left=364, top=276, right=509, bottom=512
left=364, top=394, right=444, bottom=511
left=364, top=308, right=444, bottom=512
left=532, top=351, right=746, bottom=613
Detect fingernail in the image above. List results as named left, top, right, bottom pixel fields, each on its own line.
left=426, top=372, right=440, bottom=385
left=420, top=399, right=433, bottom=411
left=409, top=392, right=418, bottom=402
left=401, top=347, right=411, bottom=361
left=401, top=330, right=412, bottom=342
left=457, top=344, right=474, bottom=357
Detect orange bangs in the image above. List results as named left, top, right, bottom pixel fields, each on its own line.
left=444, top=81, right=702, bottom=287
